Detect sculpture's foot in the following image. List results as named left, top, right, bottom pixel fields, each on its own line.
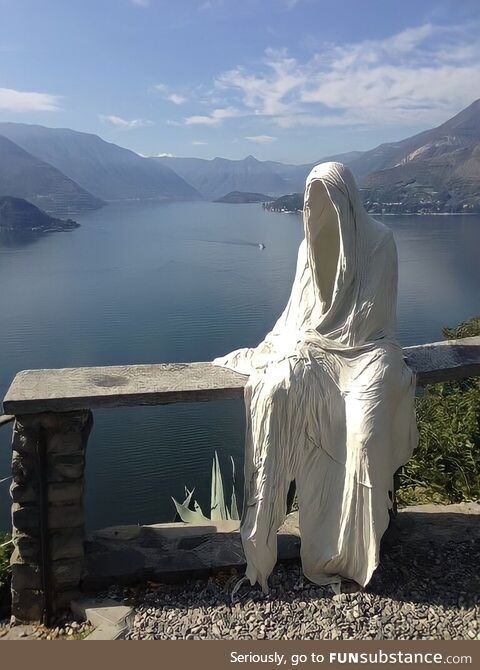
left=340, top=579, right=363, bottom=594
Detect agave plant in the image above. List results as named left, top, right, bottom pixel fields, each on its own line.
left=172, top=452, right=240, bottom=523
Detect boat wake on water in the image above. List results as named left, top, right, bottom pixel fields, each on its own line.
left=193, top=238, right=266, bottom=249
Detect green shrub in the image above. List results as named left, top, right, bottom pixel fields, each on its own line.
left=398, top=316, right=480, bottom=505
left=443, top=316, right=480, bottom=340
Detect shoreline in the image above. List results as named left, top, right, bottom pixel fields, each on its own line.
left=374, top=211, right=480, bottom=217
left=265, top=209, right=479, bottom=217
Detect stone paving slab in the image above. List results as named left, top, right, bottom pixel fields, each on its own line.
left=82, top=504, right=479, bottom=592
left=83, top=517, right=299, bottom=591
left=71, top=598, right=132, bottom=640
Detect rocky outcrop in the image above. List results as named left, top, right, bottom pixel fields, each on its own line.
left=0, top=196, right=80, bottom=233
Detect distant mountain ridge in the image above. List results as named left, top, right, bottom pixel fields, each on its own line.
left=155, top=154, right=302, bottom=200
left=161, top=99, right=480, bottom=213
left=0, top=122, right=201, bottom=203
left=0, top=134, right=102, bottom=213
left=151, top=149, right=380, bottom=201
left=157, top=151, right=366, bottom=200
left=1, top=99, right=479, bottom=214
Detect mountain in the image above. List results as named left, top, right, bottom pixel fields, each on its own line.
left=156, top=154, right=308, bottom=199
left=0, top=134, right=103, bottom=213
left=157, top=151, right=367, bottom=201
left=347, top=100, right=480, bottom=180
left=349, top=99, right=480, bottom=212
left=208, top=100, right=480, bottom=214
left=0, top=196, right=79, bottom=232
left=0, top=121, right=366, bottom=208
left=215, top=191, right=270, bottom=203
left=320, top=150, right=365, bottom=164
left=3, top=99, right=478, bottom=214
left=0, top=123, right=201, bottom=202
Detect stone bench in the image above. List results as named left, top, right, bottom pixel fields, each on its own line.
left=2, top=336, right=480, bottom=623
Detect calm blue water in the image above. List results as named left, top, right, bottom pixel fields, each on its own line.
left=1, top=202, right=479, bottom=530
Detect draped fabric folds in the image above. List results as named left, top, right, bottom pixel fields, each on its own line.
left=213, top=162, right=418, bottom=591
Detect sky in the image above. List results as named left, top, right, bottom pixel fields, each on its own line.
left=1, top=0, right=480, bottom=163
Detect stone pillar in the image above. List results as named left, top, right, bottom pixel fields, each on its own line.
left=10, top=410, right=93, bottom=624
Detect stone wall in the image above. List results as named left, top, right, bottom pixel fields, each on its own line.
left=9, top=410, right=92, bottom=623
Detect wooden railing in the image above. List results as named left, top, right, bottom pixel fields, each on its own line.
left=4, top=337, right=480, bottom=414
left=2, top=335, right=480, bottom=624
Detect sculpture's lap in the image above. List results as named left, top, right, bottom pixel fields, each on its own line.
left=241, top=343, right=410, bottom=588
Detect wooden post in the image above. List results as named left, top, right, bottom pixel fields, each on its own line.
left=9, top=410, right=92, bottom=624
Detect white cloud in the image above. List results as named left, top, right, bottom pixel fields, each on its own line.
left=184, top=106, right=240, bottom=126
left=208, top=23, right=480, bottom=129
left=216, top=48, right=305, bottom=118
left=153, top=84, right=187, bottom=105
left=99, top=114, right=154, bottom=129
left=245, top=134, right=277, bottom=143
left=167, top=93, right=187, bottom=105
left=0, top=87, right=61, bottom=112
left=156, top=152, right=174, bottom=157
left=192, top=140, right=207, bottom=145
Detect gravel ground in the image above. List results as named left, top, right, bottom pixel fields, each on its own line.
left=125, top=537, right=480, bottom=640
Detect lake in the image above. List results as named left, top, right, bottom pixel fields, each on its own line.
left=1, top=201, right=479, bottom=530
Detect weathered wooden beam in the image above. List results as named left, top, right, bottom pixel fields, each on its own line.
left=3, top=336, right=480, bottom=415
left=405, top=336, right=480, bottom=386
left=3, top=362, right=248, bottom=414
left=0, top=414, right=14, bottom=427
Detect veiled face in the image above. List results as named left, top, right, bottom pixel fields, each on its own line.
left=305, top=180, right=341, bottom=312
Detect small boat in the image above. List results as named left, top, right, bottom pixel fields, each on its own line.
left=258, top=243, right=266, bottom=250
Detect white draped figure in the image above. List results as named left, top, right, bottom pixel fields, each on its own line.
left=213, top=162, right=418, bottom=591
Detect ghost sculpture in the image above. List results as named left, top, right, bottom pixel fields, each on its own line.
left=213, top=162, right=418, bottom=592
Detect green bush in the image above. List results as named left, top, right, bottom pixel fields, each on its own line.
left=398, top=316, right=480, bottom=505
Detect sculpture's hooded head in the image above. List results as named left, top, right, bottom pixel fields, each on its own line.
left=290, top=161, right=398, bottom=347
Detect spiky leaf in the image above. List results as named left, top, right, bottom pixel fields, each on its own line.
left=171, top=496, right=211, bottom=525
left=229, top=456, right=240, bottom=520
left=210, top=451, right=228, bottom=521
